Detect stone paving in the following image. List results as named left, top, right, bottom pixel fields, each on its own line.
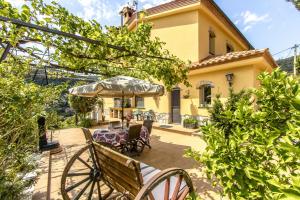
left=33, top=127, right=222, bottom=200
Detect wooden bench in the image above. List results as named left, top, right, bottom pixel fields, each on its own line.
left=61, top=129, right=194, bottom=200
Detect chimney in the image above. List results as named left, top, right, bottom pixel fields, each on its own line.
left=120, top=6, right=135, bottom=25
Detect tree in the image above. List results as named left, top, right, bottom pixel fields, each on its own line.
left=186, top=69, right=300, bottom=199
left=287, top=0, right=300, bottom=10
left=0, top=62, right=62, bottom=199
left=0, top=0, right=189, bottom=90
left=0, top=0, right=190, bottom=197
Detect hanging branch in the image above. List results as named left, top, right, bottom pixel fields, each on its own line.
left=14, top=45, right=109, bottom=76
left=0, top=0, right=190, bottom=89
left=0, top=16, right=128, bottom=52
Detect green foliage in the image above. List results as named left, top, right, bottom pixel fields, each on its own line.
left=0, top=0, right=190, bottom=90
left=0, top=62, right=62, bottom=199
left=187, top=192, right=203, bottom=200
left=186, top=69, right=300, bottom=199
left=183, top=117, right=198, bottom=125
left=61, top=116, right=77, bottom=128
left=277, top=56, right=300, bottom=74
left=68, top=95, right=97, bottom=117
left=78, top=118, right=93, bottom=128
left=287, top=0, right=300, bottom=10
left=68, top=94, right=103, bottom=127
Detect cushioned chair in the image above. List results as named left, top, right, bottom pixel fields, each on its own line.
left=142, top=120, right=153, bottom=149
left=122, top=124, right=143, bottom=153
left=127, top=124, right=143, bottom=141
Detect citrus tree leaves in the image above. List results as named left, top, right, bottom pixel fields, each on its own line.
left=186, top=69, right=300, bottom=199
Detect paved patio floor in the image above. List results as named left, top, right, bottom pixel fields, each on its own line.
left=33, top=127, right=222, bottom=200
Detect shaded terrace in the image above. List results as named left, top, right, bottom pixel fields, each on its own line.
left=33, top=127, right=222, bottom=200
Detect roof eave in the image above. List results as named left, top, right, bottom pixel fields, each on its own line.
left=190, top=49, right=277, bottom=72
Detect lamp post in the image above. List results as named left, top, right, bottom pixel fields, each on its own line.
left=225, top=73, right=234, bottom=87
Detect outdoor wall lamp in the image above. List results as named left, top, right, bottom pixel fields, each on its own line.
left=225, top=72, right=234, bottom=87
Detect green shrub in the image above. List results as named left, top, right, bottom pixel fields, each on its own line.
left=0, top=63, right=62, bottom=199
left=79, top=118, right=93, bottom=128
left=61, top=116, right=77, bottom=128
left=183, top=117, right=198, bottom=125
left=186, top=69, right=300, bottom=199
left=68, top=95, right=97, bottom=118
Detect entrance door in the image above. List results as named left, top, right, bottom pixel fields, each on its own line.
left=171, top=88, right=181, bottom=124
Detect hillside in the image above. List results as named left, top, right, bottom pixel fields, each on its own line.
left=276, top=56, right=294, bottom=73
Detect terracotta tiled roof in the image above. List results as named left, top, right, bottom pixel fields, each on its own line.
left=128, top=0, right=199, bottom=24
left=190, top=49, right=278, bottom=70
left=126, top=0, right=253, bottom=49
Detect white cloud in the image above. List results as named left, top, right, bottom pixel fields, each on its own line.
left=241, top=11, right=270, bottom=25
left=143, top=3, right=153, bottom=9
left=243, top=25, right=252, bottom=32
left=239, top=10, right=271, bottom=32
left=234, top=19, right=240, bottom=25
left=77, top=0, right=118, bottom=22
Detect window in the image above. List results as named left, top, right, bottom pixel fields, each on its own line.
left=114, top=98, right=132, bottom=108
left=199, top=84, right=212, bottom=107
left=209, top=30, right=216, bottom=55
left=135, top=96, right=144, bottom=108
left=226, top=43, right=234, bottom=53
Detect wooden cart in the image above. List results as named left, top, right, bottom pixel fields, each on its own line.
left=61, top=130, right=194, bottom=199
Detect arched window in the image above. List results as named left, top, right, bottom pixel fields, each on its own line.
left=209, top=30, right=216, bottom=55
left=197, top=81, right=214, bottom=107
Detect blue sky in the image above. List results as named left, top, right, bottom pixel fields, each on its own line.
left=8, top=0, right=300, bottom=59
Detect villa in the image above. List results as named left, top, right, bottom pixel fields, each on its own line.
left=96, top=0, right=277, bottom=126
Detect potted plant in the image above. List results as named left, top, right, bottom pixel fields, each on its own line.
left=183, top=117, right=198, bottom=129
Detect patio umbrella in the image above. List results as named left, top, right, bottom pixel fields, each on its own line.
left=69, top=76, right=164, bottom=127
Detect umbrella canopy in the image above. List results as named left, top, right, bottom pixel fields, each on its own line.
left=69, top=76, right=164, bottom=97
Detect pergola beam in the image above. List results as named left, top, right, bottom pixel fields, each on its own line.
left=0, top=42, right=12, bottom=62
left=14, top=46, right=108, bottom=76
left=0, top=16, right=175, bottom=62
left=0, top=16, right=128, bottom=52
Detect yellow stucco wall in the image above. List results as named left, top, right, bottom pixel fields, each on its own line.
left=150, top=10, right=199, bottom=62
left=198, top=10, right=246, bottom=60
left=101, top=5, right=274, bottom=122
left=182, top=65, right=255, bottom=116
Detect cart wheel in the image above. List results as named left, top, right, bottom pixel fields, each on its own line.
left=61, top=145, right=113, bottom=200
left=135, top=168, right=194, bottom=200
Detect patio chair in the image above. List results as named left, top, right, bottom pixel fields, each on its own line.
left=82, top=128, right=94, bottom=144
left=61, top=142, right=194, bottom=199
left=141, top=119, right=153, bottom=149
left=122, top=124, right=143, bottom=153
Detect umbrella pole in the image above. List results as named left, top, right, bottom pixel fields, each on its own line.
left=122, top=91, right=124, bottom=129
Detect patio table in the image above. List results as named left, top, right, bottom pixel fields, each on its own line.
left=92, top=126, right=149, bottom=146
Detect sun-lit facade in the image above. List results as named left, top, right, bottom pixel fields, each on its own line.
left=102, top=0, right=277, bottom=125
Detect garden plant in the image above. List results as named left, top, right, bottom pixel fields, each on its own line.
left=186, top=69, right=300, bottom=199
left=0, top=0, right=190, bottom=198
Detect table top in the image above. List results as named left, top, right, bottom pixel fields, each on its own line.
left=92, top=126, right=149, bottom=146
